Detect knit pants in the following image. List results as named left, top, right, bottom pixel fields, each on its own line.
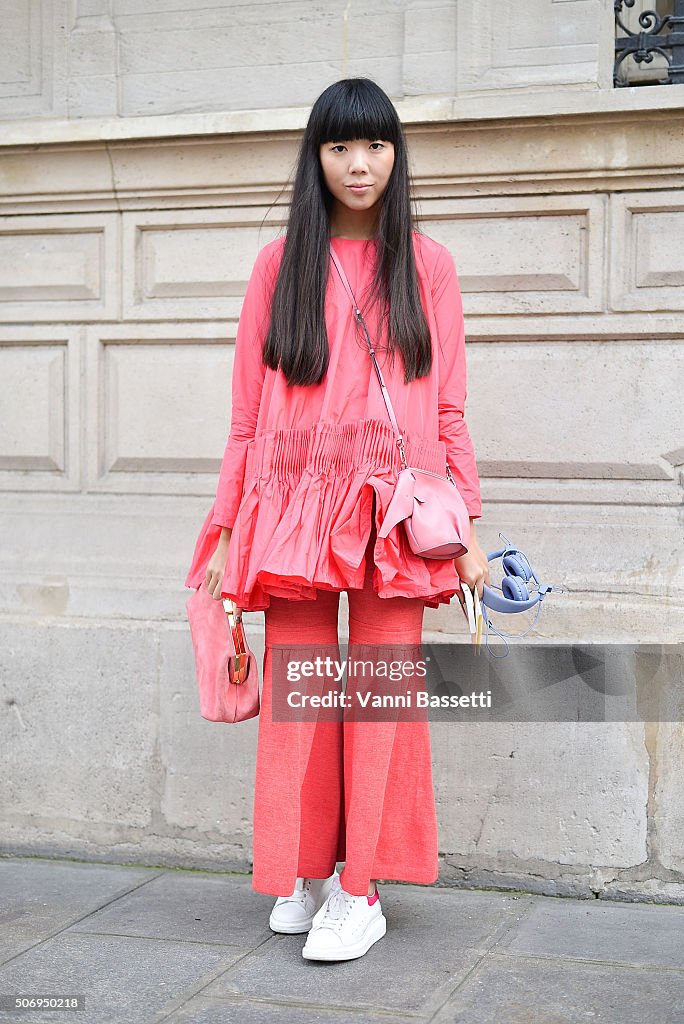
left=251, top=509, right=440, bottom=898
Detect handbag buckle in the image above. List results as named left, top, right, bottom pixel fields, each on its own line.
left=396, top=436, right=408, bottom=471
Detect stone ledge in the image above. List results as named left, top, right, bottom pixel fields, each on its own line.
left=2, top=85, right=684, bottom=148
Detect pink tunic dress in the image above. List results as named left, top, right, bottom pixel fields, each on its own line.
left=184, top=230, right=482, bottom=612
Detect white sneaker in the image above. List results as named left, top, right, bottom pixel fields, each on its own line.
left=302, top=873, right=386, bottom=961
left=268, top=871, right=339, bottom=934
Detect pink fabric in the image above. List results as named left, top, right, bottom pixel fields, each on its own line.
left=252, top=519, right=439, bottom=898
left=184, top=231, right=482, bottom=611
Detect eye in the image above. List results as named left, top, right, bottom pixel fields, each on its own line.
left=329, top=141, right=386, bottom=153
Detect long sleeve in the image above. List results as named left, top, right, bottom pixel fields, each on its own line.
left=210, top=247, right=272, bottom=529
left=432, top=245, right=483, bottom=520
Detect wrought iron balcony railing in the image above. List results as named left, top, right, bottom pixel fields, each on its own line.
left=614, top=0, right=684, bottom=85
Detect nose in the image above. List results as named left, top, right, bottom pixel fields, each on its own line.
left=348, top=146, right=370, bottom=173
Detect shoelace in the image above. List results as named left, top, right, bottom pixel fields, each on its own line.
left=320, top=878, right=354, bottom=925
left=281, top=878, right=312, bottom=906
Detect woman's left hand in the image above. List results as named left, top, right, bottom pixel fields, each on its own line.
left=453, top=525, right=490, bottom=609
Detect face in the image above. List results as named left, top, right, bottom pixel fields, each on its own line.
left=319, top=137, right=395, bottom=220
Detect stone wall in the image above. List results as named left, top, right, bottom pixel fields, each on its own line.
left=3, top=0, right=610, bottom=121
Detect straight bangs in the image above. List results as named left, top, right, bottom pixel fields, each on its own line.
left=310, top=85, right=400, bottom=148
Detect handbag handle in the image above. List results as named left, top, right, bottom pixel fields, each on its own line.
left=223, top=597, right=250, bottom=684
left=329, top=244, right=454, bottom=482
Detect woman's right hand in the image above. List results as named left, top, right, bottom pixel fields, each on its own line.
left=205, top=528, right=241, bottom=613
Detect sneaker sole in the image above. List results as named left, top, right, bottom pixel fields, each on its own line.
left=268, top=915, right=313, bottom=934
left=301, top=912, right=387, bottom=961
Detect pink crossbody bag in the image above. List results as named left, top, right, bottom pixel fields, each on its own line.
left=329, top=244, right=470, bottom=560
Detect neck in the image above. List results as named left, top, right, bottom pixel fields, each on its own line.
left=329, top=201, right=380, bottom=240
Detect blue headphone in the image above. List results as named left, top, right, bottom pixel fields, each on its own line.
left=479, top=533, right=558, bottom=657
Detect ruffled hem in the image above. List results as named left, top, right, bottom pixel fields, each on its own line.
left=184, top=418, right=465, bottom=612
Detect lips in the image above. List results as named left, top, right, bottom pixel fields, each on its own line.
left=347, top=184, right=372, bottom=192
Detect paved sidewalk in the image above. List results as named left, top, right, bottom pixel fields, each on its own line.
left=1, top=856, right=683, bottom=1024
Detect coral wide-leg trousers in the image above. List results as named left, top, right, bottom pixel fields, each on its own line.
left=251, top=513, right=440, bottom=898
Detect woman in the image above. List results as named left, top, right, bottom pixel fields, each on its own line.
left=185, top=77, right=489, bottom=961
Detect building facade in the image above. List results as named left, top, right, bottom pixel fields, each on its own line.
left=1, top=0, right=683, bottom=899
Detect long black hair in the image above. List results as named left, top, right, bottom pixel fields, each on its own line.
left=262, top=77, right=432, bottom=387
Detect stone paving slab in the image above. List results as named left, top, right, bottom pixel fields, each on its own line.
left=0, top=858, right=161, bottom=962
left=429, top=952, right=684, bottom=1024
left=496, top=895, right=684, bottom=968
left=74, top=869, right=274, bottom=948
left=162, top=995, right=419, bottom=1023
left=0, top=931, right=245, bottom=1024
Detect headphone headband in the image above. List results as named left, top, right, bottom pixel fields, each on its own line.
left=481, top=536, right=549, bottom=614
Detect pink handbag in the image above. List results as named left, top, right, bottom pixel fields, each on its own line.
left=329, top=245, right=471, bottom=560
left=186, top=580, right=260, bottom=723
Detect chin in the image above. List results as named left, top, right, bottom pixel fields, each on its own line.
left=341, top=194, right=375, bottom=208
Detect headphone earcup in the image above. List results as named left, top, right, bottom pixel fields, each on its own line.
left=502, top=552, right=532, bottom=582
left=502, top=574, right=530, bottom=602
